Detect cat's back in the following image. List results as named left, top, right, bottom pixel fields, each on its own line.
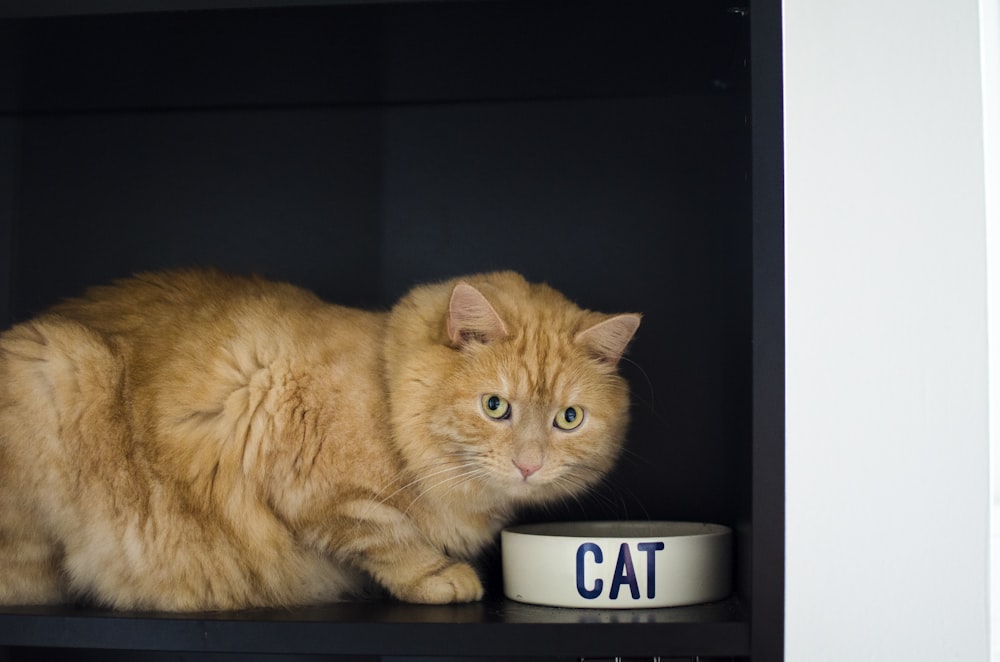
left=45, top=269, right=374, bottom=374
left=48, top=269, right=321, bottom=338
left=0, top=269, right=385, bottom=457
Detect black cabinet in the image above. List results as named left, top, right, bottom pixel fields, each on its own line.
left=0, top=1, right=783, bottom=659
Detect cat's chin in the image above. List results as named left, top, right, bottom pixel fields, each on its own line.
left=493, top=473, right=569, bottom=504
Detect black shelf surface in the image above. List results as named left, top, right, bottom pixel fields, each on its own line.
left=0, top=597, right=748, bottom=657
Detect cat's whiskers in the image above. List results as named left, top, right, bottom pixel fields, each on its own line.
left=619, top=355, right=661, bottom=422
left=402, top=464, right=491, bottom=516
left=554, top=463, right=639, bottom=520
left=361, top=456, right=473, bottom=518
left=573, top=459, right=653, bottom=521
left=616, top=446, right=658, bottom=471
left=546, top=476, right=587, bottom=514
left=363, top=464, right=415, bottom=502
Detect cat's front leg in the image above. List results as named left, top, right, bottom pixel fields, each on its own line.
left=300, top=498, right=484, bottom=604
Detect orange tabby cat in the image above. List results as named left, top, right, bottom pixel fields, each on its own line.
left=0, top=270, right=639, bottom=610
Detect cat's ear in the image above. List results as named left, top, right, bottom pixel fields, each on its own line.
left=575, top=314, right=641, bottom=366
left=447, top=282, right=509, bottom=346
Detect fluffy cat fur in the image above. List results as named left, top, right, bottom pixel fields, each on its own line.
left=0, top=270, right=640, bottom=610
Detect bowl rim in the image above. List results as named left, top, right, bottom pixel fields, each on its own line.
left=502, top=520, right=732, bottom=540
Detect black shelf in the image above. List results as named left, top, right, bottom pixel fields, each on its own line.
left=0, top=0, right=782, bottom=658
left=0, top=0, right=745, bottom=113
left=0, top=597, right=748, bottom=658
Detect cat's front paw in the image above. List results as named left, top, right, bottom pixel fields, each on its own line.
left=395, top=561, right=484, bottom=604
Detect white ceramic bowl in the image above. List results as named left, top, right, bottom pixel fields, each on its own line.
left=501, top=521, right=732, bottom=609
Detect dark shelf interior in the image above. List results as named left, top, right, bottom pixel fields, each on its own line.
left=0, top=0, right=782, bottom=659
left=0, top=0, right=747, bottom=112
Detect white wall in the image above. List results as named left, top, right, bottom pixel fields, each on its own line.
left=984, top=0, right=1000, bottom=658
left=783, top=1, right=992, bottom=659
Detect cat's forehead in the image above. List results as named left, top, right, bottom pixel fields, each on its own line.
left=488, top=327, right=592, bottom=403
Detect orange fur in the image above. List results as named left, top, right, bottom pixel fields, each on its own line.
left=0, top=269, right=639, bottom=609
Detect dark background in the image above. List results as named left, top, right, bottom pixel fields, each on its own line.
left=0, top=1, right=775, bottom=659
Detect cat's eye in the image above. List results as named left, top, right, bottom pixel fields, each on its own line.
left=554, top=406, right=585, bottom=431
left=481, top=394, right=511, bottom=420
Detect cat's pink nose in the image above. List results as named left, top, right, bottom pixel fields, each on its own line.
left=513, top=459, right=541, bottom=479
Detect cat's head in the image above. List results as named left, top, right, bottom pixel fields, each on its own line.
left=384, top=272, right=640, bottom=512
